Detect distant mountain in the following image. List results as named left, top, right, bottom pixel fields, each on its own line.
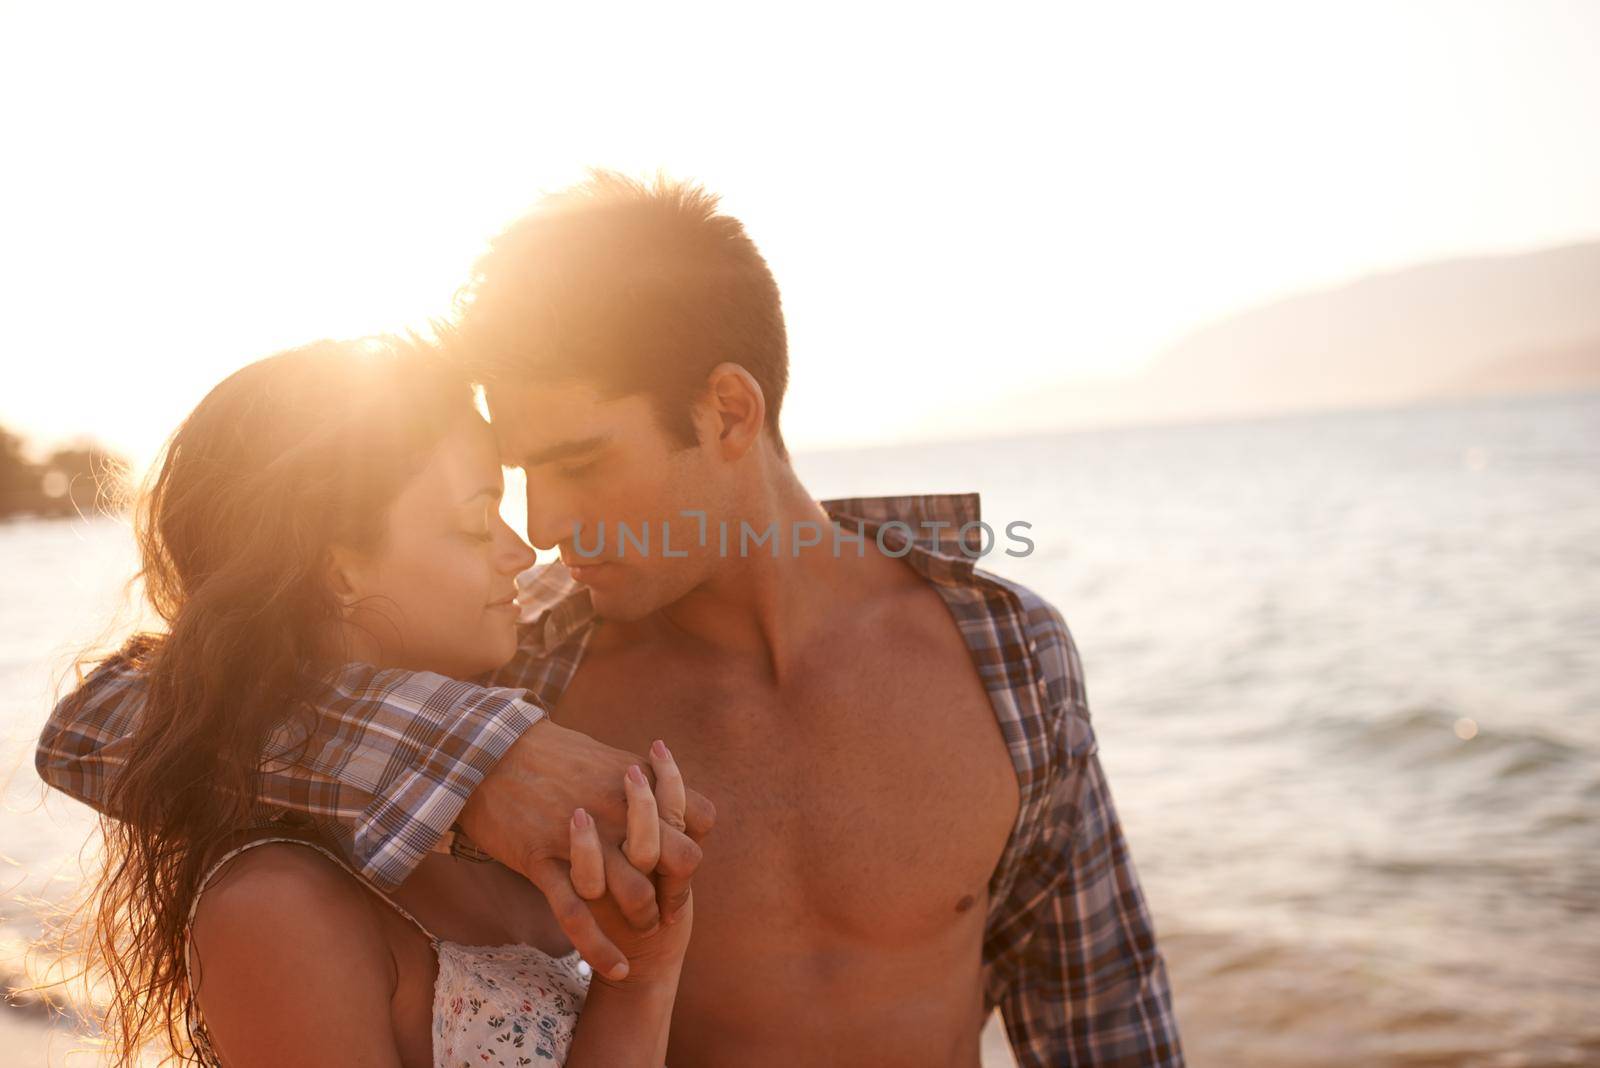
left=1433, top=336, right=1600, bottom=400
left=930, top=239, right=1600, bottom=438
left=1138, top=239, right=1600, bottom=414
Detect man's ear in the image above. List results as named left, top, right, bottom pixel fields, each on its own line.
left=702, top=362, right=766, bottom=459
left=324, top=546, right=366, bottom=615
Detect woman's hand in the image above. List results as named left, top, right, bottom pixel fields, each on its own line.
left=568, top=739, right=697, bottom=987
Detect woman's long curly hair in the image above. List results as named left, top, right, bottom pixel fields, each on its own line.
left=59, top=337, right=478, bottom=1065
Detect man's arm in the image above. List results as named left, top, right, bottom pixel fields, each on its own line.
left=986, top=604, right=1183, bottom=1067
left=38, top=641, right=714, bottom=980
left=37, top=648, right=543, bottom=889
left=990, top=751, right=1183, bottom=1066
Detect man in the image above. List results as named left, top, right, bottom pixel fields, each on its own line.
left=39, top=172, right=1182, bottom=1066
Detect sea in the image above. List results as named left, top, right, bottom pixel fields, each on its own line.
left=2, top=389, right=1597, bottom=1066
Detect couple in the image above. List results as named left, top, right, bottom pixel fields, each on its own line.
left=39, top=172, right=1182, bottom=1067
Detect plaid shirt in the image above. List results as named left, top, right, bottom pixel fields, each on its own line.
left=38, top=492, right=1181, bottom=1067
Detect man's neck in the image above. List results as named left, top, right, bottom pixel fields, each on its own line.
left=638, top=466, right=896, bottom=684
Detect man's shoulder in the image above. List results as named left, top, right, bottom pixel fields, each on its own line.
left=969, top=568, right=1093, bottom=732
left=969, top=568, right=1076, bottom=662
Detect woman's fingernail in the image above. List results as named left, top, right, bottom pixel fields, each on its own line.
left=627, top=764, right=647, bottom=786
left=572, top=807, right=589, bottom=829
left=651, top=739, right=669, bottom=760
left=608, top=960, right=630, bottom=981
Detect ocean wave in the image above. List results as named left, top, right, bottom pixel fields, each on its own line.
left=1309, top=705, right=1592, bottom=780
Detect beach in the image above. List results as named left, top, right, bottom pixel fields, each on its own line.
left=4, top=389, right=1598, bottom=1065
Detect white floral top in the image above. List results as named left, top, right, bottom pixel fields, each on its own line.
left=433, top=938, right=589, bottom=1065
left=185, top=836, right=592, bottom=1067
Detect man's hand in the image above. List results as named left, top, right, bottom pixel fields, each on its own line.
left=457, top=719, right=714, bottom=980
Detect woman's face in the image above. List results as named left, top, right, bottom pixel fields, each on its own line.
left=330, top=417, right=537, bottom=678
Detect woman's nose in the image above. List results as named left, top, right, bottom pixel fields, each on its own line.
left=495, top=520, right=538, bottom=573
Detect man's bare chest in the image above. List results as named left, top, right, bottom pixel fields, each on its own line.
left=551, top=624, right=1021, bottom=940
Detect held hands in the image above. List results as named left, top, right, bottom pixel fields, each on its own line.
left=457, top=720, right=713, bottom=983
left=568, top=740, right=696, bottom=987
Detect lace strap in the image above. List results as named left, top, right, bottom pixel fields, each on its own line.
left=184, top=834, right=439, bottom=978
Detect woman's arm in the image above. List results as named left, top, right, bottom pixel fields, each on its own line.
left=564, top=742, right=698, bottom=1066
left=187, top=844, right=404, bottom=1068
left=564, top=964, right=684, bottom=1067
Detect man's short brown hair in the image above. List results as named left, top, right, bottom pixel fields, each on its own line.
left=450, top=170, right=789, bottom=459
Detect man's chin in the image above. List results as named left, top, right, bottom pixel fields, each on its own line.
left=582, top=564, right=705, bottom=623
left=585, top=587, right=653, bottom=623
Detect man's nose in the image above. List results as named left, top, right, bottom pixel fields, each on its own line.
left=525, top=495, right=577, bottom=553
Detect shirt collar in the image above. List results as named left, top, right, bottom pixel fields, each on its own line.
left=515, top=491, right=987, bottom=653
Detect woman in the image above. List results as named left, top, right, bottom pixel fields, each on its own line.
left=61, top=337, right=693, bottom=1066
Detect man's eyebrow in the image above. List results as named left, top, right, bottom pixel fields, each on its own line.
left=521, top=435, right=608, bottom=467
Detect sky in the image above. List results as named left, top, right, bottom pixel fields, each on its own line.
left=3, top=0, right=1599, bottom=470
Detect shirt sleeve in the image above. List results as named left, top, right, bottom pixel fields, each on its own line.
left=36, top=646, right=547, bottom=891
left=986, top=603, right=1185, bottom=1067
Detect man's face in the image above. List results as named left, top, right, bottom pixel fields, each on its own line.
left=486, top=378, right=728, bottom=621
